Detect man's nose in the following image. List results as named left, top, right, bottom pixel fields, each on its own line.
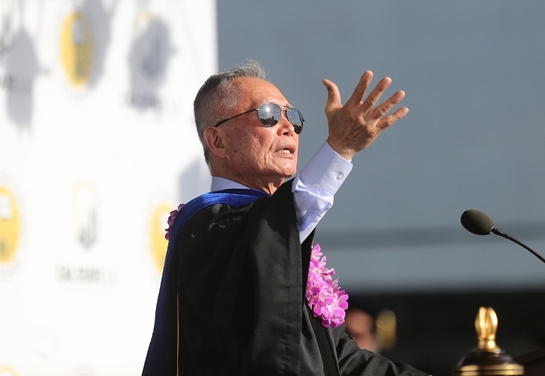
left=277, top=114, right=296, bottom=136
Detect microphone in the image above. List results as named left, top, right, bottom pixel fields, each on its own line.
left=460, top=209, right=545, bottom=264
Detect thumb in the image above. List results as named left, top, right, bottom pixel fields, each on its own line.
left=322, top=79, right=342, bottom=115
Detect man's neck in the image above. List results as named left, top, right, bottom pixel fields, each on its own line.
left=210, top=175, right=283, bottom=195
left=210, top=177, right=251, bottom=192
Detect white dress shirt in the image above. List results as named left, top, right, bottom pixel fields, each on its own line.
left=210, top=141, right=353, bottom=243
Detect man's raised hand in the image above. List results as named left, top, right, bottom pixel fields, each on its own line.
left=323, top=70, right=408, bottom=160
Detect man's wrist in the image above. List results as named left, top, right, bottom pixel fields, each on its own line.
left=299, top=141, right=353, bottom=194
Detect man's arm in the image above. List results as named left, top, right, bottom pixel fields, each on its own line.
left=292, top=70, right=408, bottom=242
left=292, top=141, right=352, bottom=242
left=333, top=326, right=429, bottom=376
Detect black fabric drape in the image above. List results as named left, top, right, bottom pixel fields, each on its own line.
left=144, top=180, right=428, bottom=376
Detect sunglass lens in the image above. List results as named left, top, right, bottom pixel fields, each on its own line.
left=286, top=108, right=304, bottom=134
left=257, top=103, right=304, bottom=134
left=257, top=103, right=281, bottom=126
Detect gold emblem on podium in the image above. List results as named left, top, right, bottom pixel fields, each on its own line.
left=453, top=307, right=523, bottom=376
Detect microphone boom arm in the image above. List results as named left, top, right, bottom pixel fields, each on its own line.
left=492, top=227, right=545, bottom=264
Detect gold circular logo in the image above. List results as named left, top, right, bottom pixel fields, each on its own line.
left=59, top=12, right=93, bottom=87
left=149, top=203, right=171, bottom=273
left=0, top=185, right=21, bottom=266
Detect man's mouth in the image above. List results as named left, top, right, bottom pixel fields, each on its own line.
left=278, top=145, right=296, bottom=154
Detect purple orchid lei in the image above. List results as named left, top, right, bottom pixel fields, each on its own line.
left=165, top=205, right=348, bottom=328
left=306, top=243, right=349, bottom=328
left=164, top=203, right=184, bottom=241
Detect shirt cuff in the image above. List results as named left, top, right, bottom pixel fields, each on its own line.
left=298, top=141, right=353, bottom=195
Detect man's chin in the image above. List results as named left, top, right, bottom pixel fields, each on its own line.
left=281, top=166, right=297, bottom=179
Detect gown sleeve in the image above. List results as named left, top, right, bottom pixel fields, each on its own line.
left=332, top=323, right=429, bottom=376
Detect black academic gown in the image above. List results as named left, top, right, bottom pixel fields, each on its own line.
left=143, top=181, right=428, bottom=376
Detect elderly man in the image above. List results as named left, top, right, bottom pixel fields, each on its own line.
left=142, top=61, right=427, bottom=376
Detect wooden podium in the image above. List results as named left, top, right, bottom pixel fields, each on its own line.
left=515, top=348, right=545, bottom=376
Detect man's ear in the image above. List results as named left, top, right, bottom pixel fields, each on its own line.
left=203, top=127, right=227, bottom=159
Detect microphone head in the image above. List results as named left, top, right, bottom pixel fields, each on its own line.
left=461, top=209, right=494, bottom=235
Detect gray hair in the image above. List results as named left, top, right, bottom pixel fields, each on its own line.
left=193, top=60, right=268, bottom=164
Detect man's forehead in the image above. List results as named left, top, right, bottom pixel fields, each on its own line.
left=233, top=77, right=290, bottom=107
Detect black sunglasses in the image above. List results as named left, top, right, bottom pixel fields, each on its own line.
left=214, top=102, right=305, bottom=134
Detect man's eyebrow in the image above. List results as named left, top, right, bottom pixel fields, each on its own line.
left=263, top=100, right=293, bottom=108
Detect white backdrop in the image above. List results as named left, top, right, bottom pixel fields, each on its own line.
left=0, top=1, right=215, bottom=374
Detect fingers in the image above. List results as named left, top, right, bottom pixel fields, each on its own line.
left=322, top=79, right=342, bottom=114
left=343, top=72, right=399, bottom=121
left=371, top=89, right=406, bottom=124
left=345, top=70, right=373, bottom=107
left=360, top=76, right=392, bottom=114
left=379, top=105, right=409, bottom=130
left=323, top=70, right=408, bottom=159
